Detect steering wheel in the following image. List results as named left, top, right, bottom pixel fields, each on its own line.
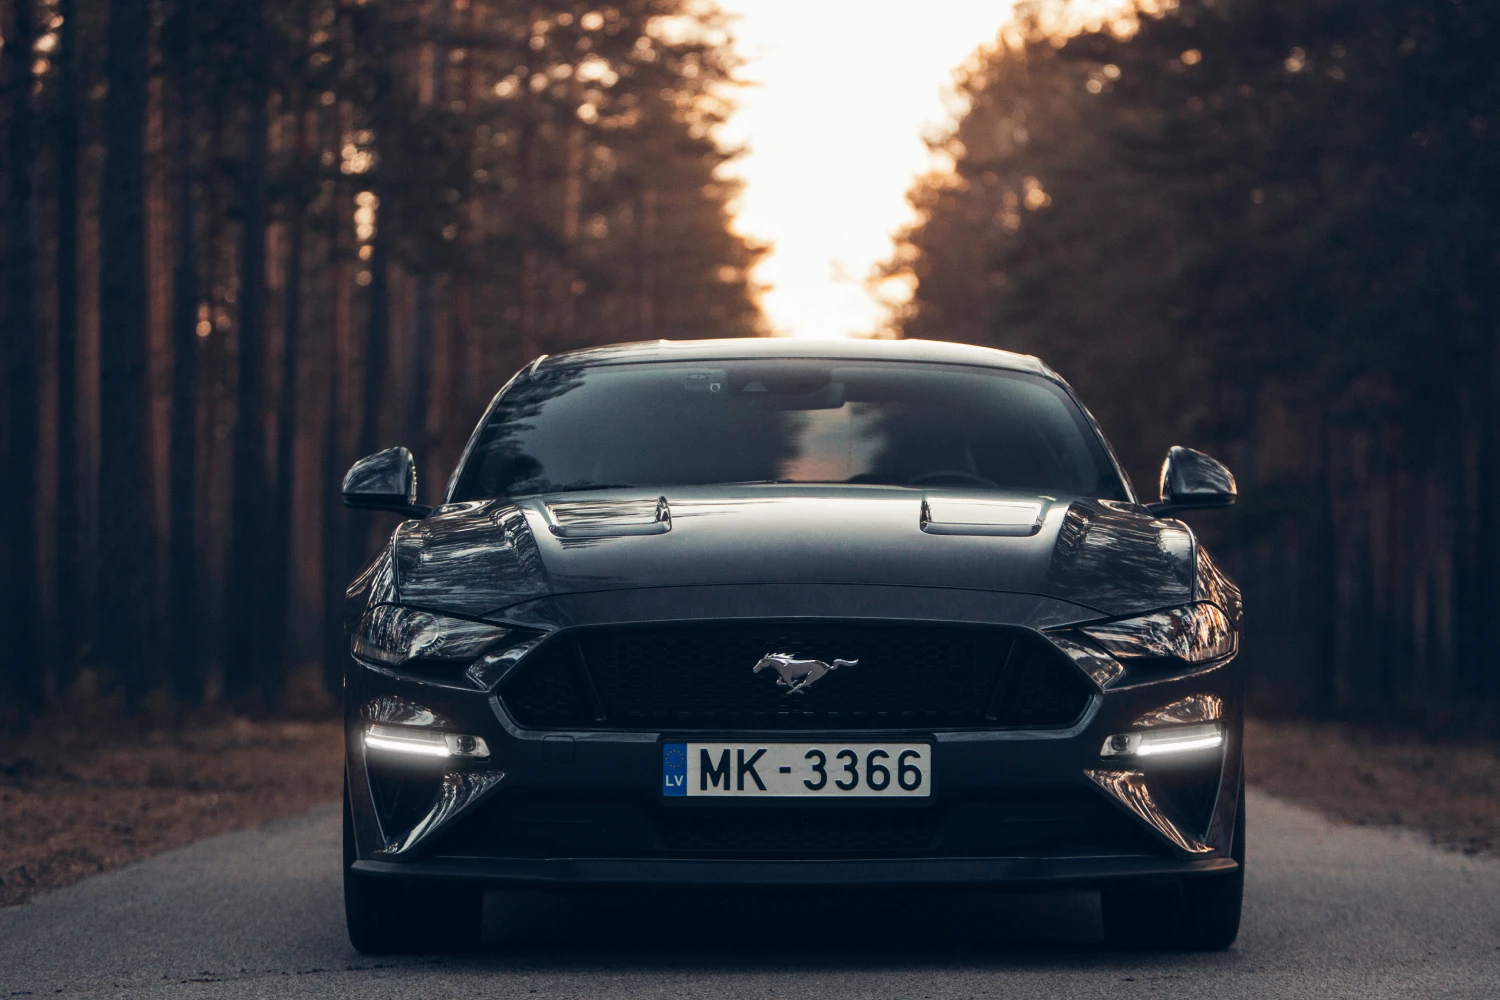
left=905, top=470, right=998, bottom=488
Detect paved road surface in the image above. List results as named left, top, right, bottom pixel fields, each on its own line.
left=2, top=790, right=1497, bottom=998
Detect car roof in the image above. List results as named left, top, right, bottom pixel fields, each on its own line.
left=534, top=337, right=1054, bottom=378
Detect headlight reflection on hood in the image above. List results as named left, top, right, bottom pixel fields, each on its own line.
left=353, top=605, right=512, bottom=670
left=1081, top=602, right=1235, bottom=664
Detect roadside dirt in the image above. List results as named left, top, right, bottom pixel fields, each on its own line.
left=0, top=715, right=342, bottom=907
left=1244, top=716, right=1500, bottom=856
left=3, top=713, right=1497, bottom=907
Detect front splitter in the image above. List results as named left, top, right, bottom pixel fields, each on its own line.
left=352, top=853, right=1237, bottom=890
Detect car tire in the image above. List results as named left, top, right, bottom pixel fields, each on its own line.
left=1101, top=774, right=1245, bottom=951
left=343, top=778, right=484, bottom=955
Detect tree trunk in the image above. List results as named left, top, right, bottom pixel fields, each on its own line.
left=4, top=0, right=42, bottom=708
left=517, top=15, right=541, bottom=359
left=352, top=61, right=393, bottom=586
left=441, top=0, right=480, bottom=470
left=1312, top=405, right=1339, bottom=716
left=224, top=7, right=272, bottom=706
left=352, top=208, right=390, bottom=579
left=638, top=186, right=657, bottom=337
left=360, top=228, right=390, bottom=462
left=410, top=277, right=435, bottom=489
left=322, top=93, right=354, bottom=697
left=99, top=0, right=155, bottom=703
left=409, top=0, right=447, bottom=482
left=168, top=51, right=201, bottom=703
left=322, top=304, right=348, bottom=696
left=268, top=69, right=311, bottom=696
left=358, top=70, right=392, bottom=465
left=559, top=75, right=583, bottom=337
left=53, top=0, right=82, bottom=695
left=1473, top=310, right=1500, bottom=706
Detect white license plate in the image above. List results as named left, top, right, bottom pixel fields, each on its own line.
left=661, top=742, right=931, bottom=798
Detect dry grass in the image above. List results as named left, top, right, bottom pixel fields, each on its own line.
left=3, top=711, right=1498, bottom=908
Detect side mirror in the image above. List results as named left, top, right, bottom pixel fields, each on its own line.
left=1147, top=445, right=1236, bottom=516
left=342, top=447, right=432, bottom=518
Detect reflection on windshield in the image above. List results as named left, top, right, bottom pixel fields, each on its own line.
left=451, top=361, right=1128, bottom=501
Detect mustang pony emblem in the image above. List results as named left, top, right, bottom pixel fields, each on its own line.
left=752, top=653, right=858, bottom=695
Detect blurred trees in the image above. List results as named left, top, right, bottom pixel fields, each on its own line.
left=0, top=0, right=763, bottom=716
left=890, top=0, right=1500, bottom=730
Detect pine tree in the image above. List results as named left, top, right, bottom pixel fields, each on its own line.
left=891, top=0, right=1500, bottom=730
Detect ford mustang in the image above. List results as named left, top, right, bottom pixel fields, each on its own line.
left=339, top=338, right=1244, bottom=953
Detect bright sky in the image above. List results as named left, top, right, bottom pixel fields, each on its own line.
left=715, top=1, right=1022, bottom=339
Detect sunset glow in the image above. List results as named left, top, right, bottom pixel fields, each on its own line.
left=713, top=1, right=1014, bottom=338
left=715, top=0, right=1148, bottom=338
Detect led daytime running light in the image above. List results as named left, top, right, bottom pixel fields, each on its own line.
left=1100, top=723, right=1223, bottom=759
left=363, top=723, right=490, bottom=760
left=1138, top=730, right=1223, bottom=757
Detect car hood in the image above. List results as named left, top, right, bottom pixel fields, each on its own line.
left=390, top=486, right=1196, bottom=623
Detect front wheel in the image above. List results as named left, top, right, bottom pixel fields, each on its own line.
left=1100, top=777, right=1245, bottom=951
left=343, top=779, right=483, bottom=954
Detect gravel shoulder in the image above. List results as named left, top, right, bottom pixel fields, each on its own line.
left=3, top=712, right=1497, bottom=907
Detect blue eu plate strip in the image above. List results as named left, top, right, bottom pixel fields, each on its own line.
left=662, top=742, right=687, bottom=796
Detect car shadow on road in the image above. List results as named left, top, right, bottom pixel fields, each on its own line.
left=414, top=887, right=1218, bottom=972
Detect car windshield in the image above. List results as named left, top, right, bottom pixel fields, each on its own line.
left=451, top=359, right=1129, bottom=501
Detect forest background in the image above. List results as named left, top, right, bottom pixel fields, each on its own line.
left=889, top=0, right=1500, bottom=732
left=2, top=0, right=1495, bottom=737
left=0, top=0, right=763, bottom=716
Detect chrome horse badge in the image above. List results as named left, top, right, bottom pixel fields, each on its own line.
left=752, top=653, right=858, bottom=695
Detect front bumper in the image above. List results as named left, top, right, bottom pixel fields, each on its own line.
left=344, top=588, right=1244, bottom=892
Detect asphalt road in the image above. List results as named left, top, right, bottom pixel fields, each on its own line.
left=2, top=790, right=1497, bottom=998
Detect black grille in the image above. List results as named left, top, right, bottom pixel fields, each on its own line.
left=497, top=622, right=1093, bottom=731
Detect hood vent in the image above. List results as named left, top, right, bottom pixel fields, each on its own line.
left=920, top=497, right=1044, bottom=537
left=541, top=496, right=672, bottom=538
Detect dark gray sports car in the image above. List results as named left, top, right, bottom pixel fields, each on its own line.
left=340, top=338, right=1244, bottom=953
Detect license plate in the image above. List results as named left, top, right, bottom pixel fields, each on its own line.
left=661, top=742, right=931, bottom=798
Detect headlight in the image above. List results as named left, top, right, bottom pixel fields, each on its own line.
left=353, top=605, right=511, bottom=669
left=1081, top=603, right=1235, bottom=664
